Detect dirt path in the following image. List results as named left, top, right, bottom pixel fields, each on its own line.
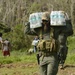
left=0, top=62, right=75, bottom=75
left=58, top=64, right=75, bottom=75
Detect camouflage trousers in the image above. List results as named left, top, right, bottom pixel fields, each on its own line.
left=58, top=45, right=68, bottom=65
left=39, top=53, right=59, bottom=75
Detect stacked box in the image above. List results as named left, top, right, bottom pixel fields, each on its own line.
left=29, top=12, right=43, bottom=28
left=50, top=11, right=67, bottom=26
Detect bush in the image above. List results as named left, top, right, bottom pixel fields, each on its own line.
left=67, top=36, right=75, bottom=51
left=3, top=24, right=31, bottom=50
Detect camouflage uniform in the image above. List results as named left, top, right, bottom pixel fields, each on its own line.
left=57, top=19, right=73, bottom=69
left=25, top=12, right=73, bottom=74
left=25, top=12, right=60, bottom=75
left=58, top=33, right=68, bottom=69
left=39, top=27, right=59, bottom=75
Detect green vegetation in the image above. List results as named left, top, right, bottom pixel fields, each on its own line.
left=0, top=37, right=75, bottom=65
left=0, top=0, right=75, bottom=51
left=0, top=0, right=75, bottom=74
left=0, top=37, right=75, bottom=75
left=0, top=50, right=37, bottom=64
left=66, top=54, right=75, bottom=64
left=0, top=50, right=39, bottom=75
left=0, top=36, right=75, bottom=65
left=2, top=24, right=32, bottom=50
left=65, top=36, right=75, bottom=64
left=67, top=36, right=75, bottom=51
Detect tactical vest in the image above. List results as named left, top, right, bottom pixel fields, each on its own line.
left=37, top=28, right=59, bottom=52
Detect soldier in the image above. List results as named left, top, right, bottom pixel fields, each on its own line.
left=58, top=33, right=68, bottom=69
left=38, top=12, right=60, bottom=75
left=25, top=12, right=60, bottom=75
left=25, top=10, right=73, bottom=74
left=58, top=19, right=73, bottom=69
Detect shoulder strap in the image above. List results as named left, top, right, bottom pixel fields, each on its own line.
left=50, top=28, right=54, bottom=40
left=39, top=27, right=54, bottom=40
left=39, top=28, right=43, bottom=40
left=50, top=28, right=54, bottom=39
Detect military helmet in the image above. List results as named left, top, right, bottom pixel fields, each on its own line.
left=42, top=12, right=50, bottom=21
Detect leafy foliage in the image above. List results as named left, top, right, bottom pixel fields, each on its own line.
left=0, top=0, right=75, bottom=50
left=0, top=50, right=37, bottom=64
left=3, top=24, right=31, bottom=50
left=0, top=0, right=73, bottom=26
left=67, top=36, right=75, bottom=51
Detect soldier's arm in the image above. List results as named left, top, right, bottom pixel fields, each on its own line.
left=60, top=19, right=73, bottom=36
left=24, top=22, right=37, bottom=35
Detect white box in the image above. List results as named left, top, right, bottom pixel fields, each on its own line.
left=29, top=12, right=43, bottom=28
left=50, top=11, right=66, bottom=26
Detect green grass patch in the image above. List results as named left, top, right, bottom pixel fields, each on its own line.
left=65, top=36, right=75, bottom=64
left=67, top=36, right=75, bottom=51
left=65, top=53, right=75, bottom=64
left=0, top=36, right=75, bottom=65
left=0, top=50, right=37, bottom=64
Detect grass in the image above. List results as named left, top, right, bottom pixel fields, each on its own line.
left=66, top=54, right=75, bottom=64
left=0, top=50, right=39, bottom=75
left=0, top=62, right=39, bottom=75
left=65, top=36, right=75, bottom=64
left=0, top=36, right=75, bottom=64
left=0, top=36, right=75, bottom=75
left=0, top=36, right=75, bottom=65
left=67, top=36, right=75, bottom=51
left=0, top=50, right=37, bottom=64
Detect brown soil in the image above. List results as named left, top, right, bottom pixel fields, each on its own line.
left=0, top=62, right=75, bottom=75
left=58, top=64, right=75, bottom=75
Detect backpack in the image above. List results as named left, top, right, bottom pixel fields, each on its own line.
left=24, top=22, right=37, bottom=35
